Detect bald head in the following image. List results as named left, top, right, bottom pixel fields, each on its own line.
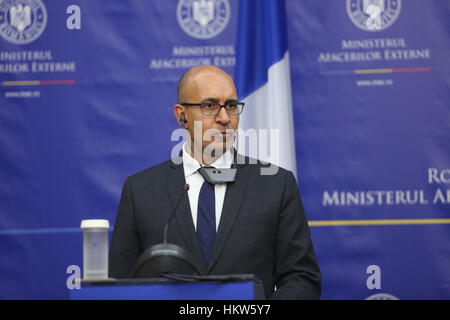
left=177, top=65, right=235, bottom=103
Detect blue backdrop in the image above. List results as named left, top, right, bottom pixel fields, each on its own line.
left=0, top=0, right=448, bottom=299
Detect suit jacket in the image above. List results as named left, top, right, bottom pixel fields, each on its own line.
left=109, top=154, right=321, bottom=299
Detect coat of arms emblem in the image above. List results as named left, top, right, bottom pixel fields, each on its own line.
left=346, top=0, right=401, bottom=32
left=177, top=0, right=230, bottom=39
left=10, top=4, right=32, bottom=32
left=193, top=0, right=214, bottom=27
left=0, top=0, right=47, bottom=44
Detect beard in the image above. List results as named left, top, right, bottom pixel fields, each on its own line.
left=202, top=133, right=234, bottom=164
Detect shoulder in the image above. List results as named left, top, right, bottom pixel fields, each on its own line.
left=238, top=153, right=294, bottom=180
left=237, top=154, right=301, bottom=208
left=125, top=158, right=180, bottom=188
left=237, top=154, right=297, bottom=195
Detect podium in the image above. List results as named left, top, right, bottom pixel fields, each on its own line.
left=70, top=274, right=264, bottom=300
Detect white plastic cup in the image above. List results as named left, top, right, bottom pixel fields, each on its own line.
left=80, top=219, right=110, bottom=279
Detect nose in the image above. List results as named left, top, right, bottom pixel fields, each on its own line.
left=215, top=106, right=231, bottom=126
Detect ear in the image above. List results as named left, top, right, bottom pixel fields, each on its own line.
left=174, top=104, right=187, bottom=127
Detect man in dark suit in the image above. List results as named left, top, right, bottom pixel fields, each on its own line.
left=109, top=65, right=321, bottom=299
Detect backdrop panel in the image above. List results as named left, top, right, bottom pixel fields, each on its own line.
left=287, top=0, right=450, bottom=299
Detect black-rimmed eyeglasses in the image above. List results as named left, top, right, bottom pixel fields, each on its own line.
left=180, top=101, right=245, bottom=116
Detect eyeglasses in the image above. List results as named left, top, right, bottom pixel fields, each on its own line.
left=181, top=101, right=245, bottom=116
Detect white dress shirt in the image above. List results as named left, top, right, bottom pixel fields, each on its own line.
left=182, top=142, right=233, bottom=231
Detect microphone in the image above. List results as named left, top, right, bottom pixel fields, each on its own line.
left=163, top=184, right=189, bottom=244
left=131, top=183, right=201, bottom=278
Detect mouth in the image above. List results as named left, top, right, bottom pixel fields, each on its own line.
left=216, top=130, right=234, bottom=138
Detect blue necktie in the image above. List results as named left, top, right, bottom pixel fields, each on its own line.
left=197, top=175, right=216, bottom=266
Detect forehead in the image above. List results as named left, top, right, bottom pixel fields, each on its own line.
left=186, top=71, right=237, bottom=101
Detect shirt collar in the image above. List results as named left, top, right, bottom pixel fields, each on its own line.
left=182, top=143, right=201, bottom=178
left=182, top=142, right=233, bottom=178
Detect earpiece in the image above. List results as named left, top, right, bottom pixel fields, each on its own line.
left=179, top=115, right=187, bottom=125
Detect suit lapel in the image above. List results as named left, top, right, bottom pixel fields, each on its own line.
left=207, top=158, right=249, bottom=273
left=168, top=160, right=206, bottom=274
